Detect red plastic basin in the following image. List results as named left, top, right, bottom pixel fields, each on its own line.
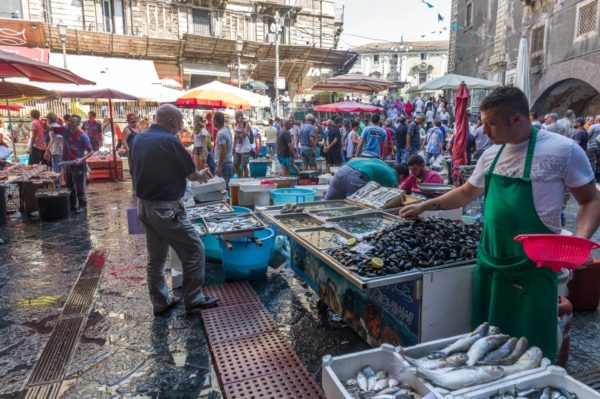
left=514, top=234, right=600, bottom=272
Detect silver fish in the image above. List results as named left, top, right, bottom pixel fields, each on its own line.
left=404, top=353, right=468, bottom=370
left=500, top=347, right=543, bottom=376
left=374, top=378, right=389, bottom=390
left=376, top=371, right=388, bottom=380
left=488, top=325, right=501, bottom=335
left=472, top=321, right=490, bottom=337
left=357, top=372, right=367, bottom=391
left=466, top=335, right=510, bottom=366
left=484, top=337, right=529, bottom=365
left=430, top=333, right=482, bottom=358
left=363, top=366, right=377, bottom=378
left=387, top=378, right=399, bottom=388
left=418, top=365, right=505, bottom=390
left=367, top=376, right=378, bottom=391
left=479, top=337, right=518, bottom=364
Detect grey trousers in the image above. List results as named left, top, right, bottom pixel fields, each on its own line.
left=137, top=198, right=206, bottom=313
left=324, top=165, right=367, bottom=200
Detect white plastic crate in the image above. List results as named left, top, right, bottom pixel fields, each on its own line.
left=322, top=344, right=434, bottom=399
left=456, top=366, right=600, bottom=399
left=397, top=334, right=551, bottom=398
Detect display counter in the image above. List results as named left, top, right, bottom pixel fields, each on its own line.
left=257, top=201, right=479, bottom=347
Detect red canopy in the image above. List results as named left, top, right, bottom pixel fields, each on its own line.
left=313, top=101, right=384, bottom=113
left=0, top=49, right=94, bottom=85
left=0, top=104, right=23, bottom=111
left=452, top=82, right=470, bottom=185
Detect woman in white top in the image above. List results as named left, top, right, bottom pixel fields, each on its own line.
left=193, top=114, right=209, bottom=171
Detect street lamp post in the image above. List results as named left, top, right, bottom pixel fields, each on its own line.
left=57, top=23, right=68, bottom=68
left=235, top=37, right=243, bottom=88
left=274, top=11, right=282, bottom=118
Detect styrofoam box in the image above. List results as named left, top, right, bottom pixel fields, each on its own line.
left=398, top=334, right=551, bottom=398
left=188, top=177, right=226, bottom=196
left=322, top=344, right=434, bottom=399
left=456, top=366, right=600, bottom=399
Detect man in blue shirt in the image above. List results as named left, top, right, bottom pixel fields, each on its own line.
left=356, top=114, right=388, bottom=158
left=298, top=113, right=317, bottom=170
left=130, top=104, right=219, bottom=316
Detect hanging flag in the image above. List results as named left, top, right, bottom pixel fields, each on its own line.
left=421, top=34, right=426, bottom=37
left=450, top=23, right=458, bottom=31
left=420, top=0, right=434, bottom=8
left=438, top=13, right=444, bottom=22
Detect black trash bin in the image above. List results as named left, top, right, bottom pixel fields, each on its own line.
left=36, top=188, right=71, bottom=221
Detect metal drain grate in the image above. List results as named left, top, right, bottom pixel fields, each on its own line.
left=211, top=331, right=305, bottom=385
left=21, top=383, right=62, bottom=399
left=27, top=316, right=85, bottom=384
left=201, top=302, right=277, bottom=343
left=573, top=368, right=600, bottom=392
left=201, top=281, right=259, bottom=307
left=21, top=250, right=107, bottom=397
left=223, top=368, right=325, bottom=399
left=80, top=250, right=107, bottom=278
left=62, top=276, right=100, bottom=316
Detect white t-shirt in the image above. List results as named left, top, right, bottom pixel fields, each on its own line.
left=193, top=127, right=209, bottom=147
left=415, top=99, right=424, bottom=114
left=469, top=129, right=594, bottom=233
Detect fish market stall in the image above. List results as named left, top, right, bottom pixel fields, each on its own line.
left=257, top=200, right=482, bottom=348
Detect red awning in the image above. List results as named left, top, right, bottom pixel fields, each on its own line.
left=313, top=101, right=384, bottom=113
left=0, top=49, right=94, bottom=85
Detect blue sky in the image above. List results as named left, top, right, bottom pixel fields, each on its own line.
left=338, top=0, right=451, bottom=49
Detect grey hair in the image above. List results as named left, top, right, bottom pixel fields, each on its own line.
left=305, top=113, right=315, bottom=122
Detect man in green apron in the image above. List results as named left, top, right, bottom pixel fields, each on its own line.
left=400, top=86, right=600, bottom=362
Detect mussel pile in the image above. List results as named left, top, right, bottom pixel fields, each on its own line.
left=326, top=218, right=481, bottom=277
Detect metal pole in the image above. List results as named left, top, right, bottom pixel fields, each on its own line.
left=108, top=97, right=118, bottom=181
left=237, top=53, right=241, bottom=88
left=275, top=11, right=281, bottom=118
left=61, top=39, right=67, bottom=68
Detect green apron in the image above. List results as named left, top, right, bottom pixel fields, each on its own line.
left=472, top=127, right=558, bottom=362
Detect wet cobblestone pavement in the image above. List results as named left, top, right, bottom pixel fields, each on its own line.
left=0, top=180, right=367, bottom=399
left=0, top=181, right=598, bottom=398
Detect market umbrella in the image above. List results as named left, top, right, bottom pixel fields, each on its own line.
left=0, top=49, right=94, bottom=85
left=0, top=80, right=56, bottom=160
left=515, top=37, right=531, bottom=103
left=57, top=88, right=138, bottom=181
left=175, top=81, right=252, bottom=109
left=313, top=101, right=384, bottom=113
left=415, top=74, right=500, bottom=91
left=312, top=74, right=394, bottom=93
left=242, top=80, right=269, bottom=90
left=452, top=82, right=470, bottom=186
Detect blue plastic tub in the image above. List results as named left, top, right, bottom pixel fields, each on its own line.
left=270, top=188, right=315, bottom=205
left=219, top=228, right=275, bottom=280
left=259, top=147, right=267, bottom=157
left=202, top=206, right=252, bottom=261
left=250, top=162, right=269, bottom=178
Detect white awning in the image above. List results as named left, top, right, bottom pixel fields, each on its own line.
left=23, top=53, right=182, bottom=102
left=183, top=63, right=230, bottom=78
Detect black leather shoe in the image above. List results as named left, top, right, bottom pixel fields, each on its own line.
left=153, top=298, right=181, bottom=317
left=185, top=296, right=220, bottom=313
